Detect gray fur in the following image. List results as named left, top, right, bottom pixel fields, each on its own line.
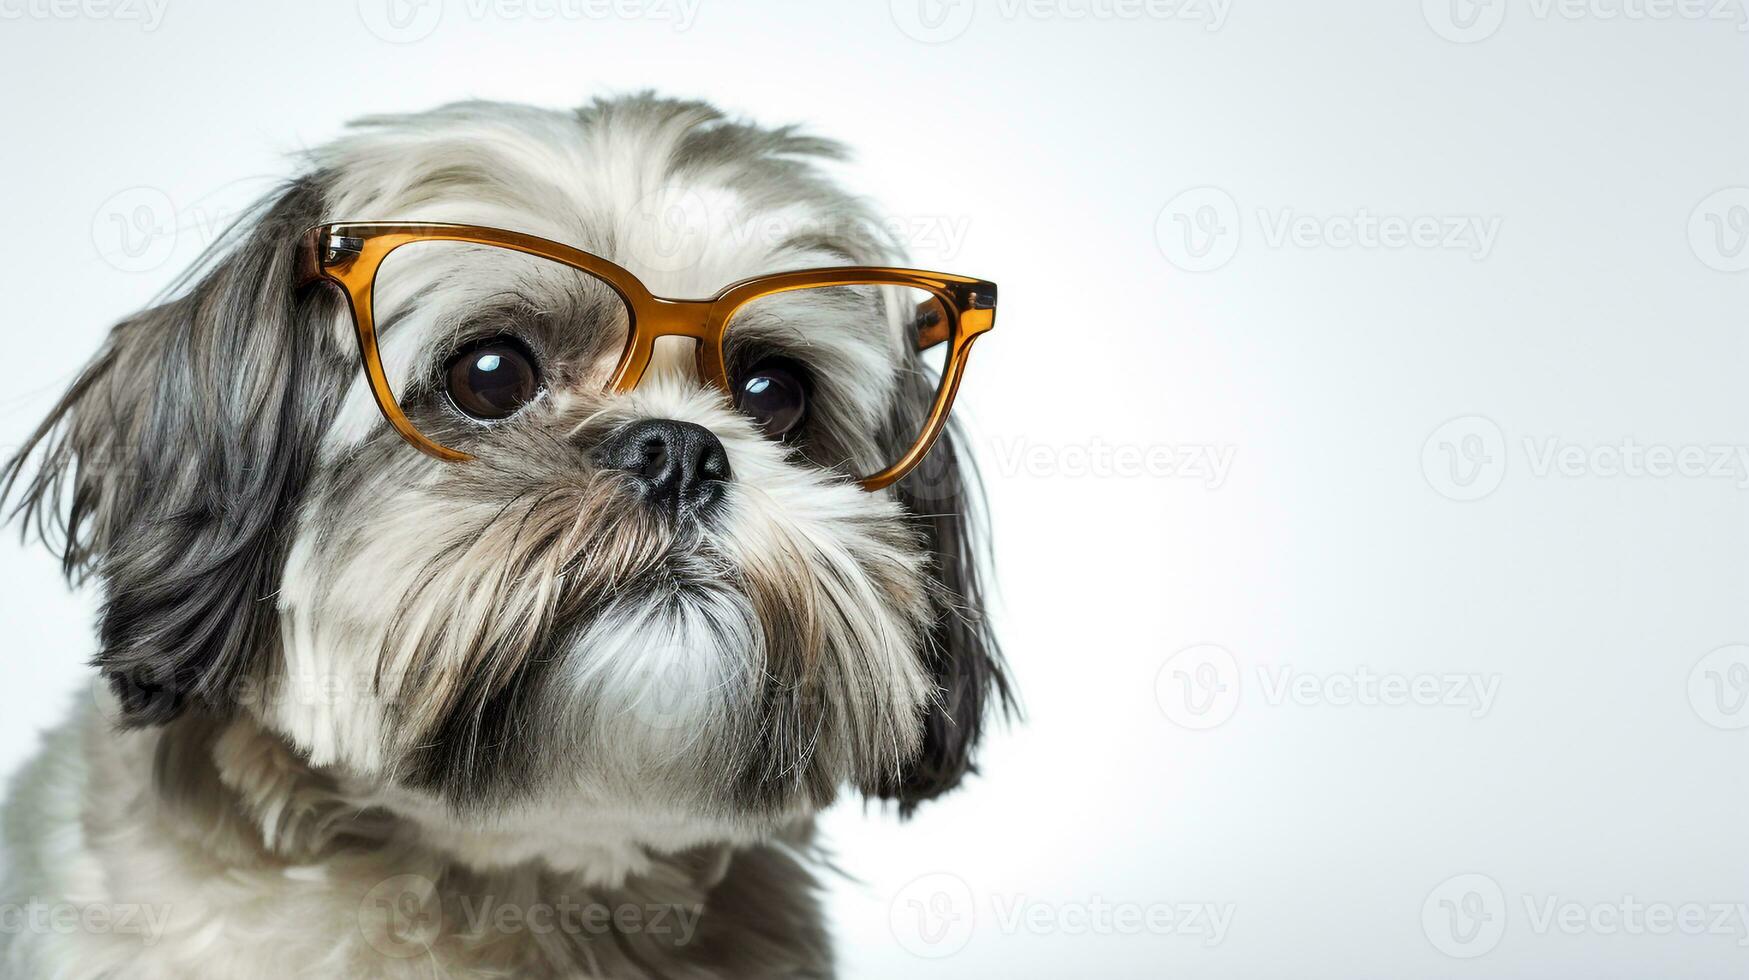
left=0, top=94, right=1011, bottom=978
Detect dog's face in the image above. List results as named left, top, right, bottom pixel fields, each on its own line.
left=7, top=97, right=1005, bottom=865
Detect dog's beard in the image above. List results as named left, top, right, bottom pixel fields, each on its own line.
left=0, top=97, right=1006, bottom=933
left=263, top=381, right=935, bottom=831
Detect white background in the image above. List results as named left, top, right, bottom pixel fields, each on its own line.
left=3, top=0, right=1748, bottom=976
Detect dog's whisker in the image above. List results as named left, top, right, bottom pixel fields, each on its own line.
left=0, top=92, right=1009, bottom=980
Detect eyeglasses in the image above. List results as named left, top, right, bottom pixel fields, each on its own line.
left=296, top=222, right=995, bottom=491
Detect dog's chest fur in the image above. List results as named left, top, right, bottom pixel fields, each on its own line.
left=0, top=700, right=833, bottom=979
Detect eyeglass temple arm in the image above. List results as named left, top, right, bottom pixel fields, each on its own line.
left=295, top=226, right=370, bottom=289
left=913, top=280, right=996, bottom=350
left=914, top=303, right=948, bottom=349
left=294, top=226, right=328, bottom=288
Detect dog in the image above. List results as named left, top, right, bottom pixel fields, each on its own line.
left=0, top=94, right=1009, bottom=979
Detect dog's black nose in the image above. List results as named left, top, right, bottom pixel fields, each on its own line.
left=593, top=419, right=731, bottom=515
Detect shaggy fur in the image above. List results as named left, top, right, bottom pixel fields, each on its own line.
left=0, top=95, right=1009, bottom=979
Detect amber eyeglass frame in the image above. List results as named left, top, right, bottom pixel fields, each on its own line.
left=295, top=222, right=996, bottom=491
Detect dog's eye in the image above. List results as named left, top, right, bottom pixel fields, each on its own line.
left=445, top=337, right=541, bottom=421
left=734, top=360, right=808, bottom=439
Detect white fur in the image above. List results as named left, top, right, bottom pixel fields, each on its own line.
left=1, top=97, right=947, bottom=979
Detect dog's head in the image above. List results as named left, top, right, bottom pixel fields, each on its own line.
left=6, top=96, right=1008, bottom=865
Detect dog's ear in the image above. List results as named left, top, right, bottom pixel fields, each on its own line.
left=2, top=179, right=338, bottom=726
left=869, top=410, right=1014, bottom=815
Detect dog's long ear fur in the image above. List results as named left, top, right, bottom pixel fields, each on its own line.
left=2, top=178, right=337, bottom=726
left=869, top=408, right=1014, bottom=815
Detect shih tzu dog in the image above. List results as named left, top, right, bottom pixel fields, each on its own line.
left=0, top=94, right=1008, bottom=979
